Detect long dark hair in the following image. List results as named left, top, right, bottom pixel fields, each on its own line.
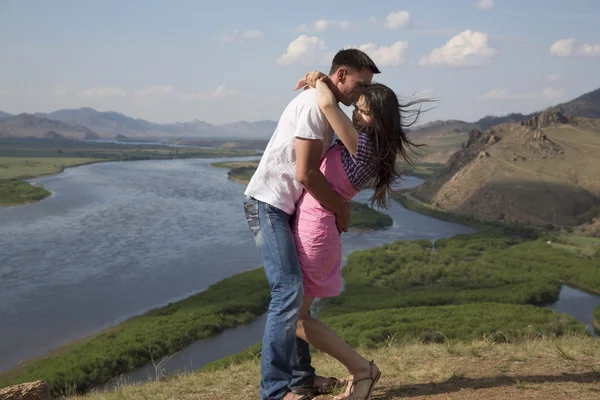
left=357, top=83, right=431, bottom=208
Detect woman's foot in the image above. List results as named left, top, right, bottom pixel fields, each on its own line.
left=334, top=361, right=381, bottom=400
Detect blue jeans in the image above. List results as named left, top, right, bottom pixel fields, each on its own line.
left=244, top=196, right=315, bottom=400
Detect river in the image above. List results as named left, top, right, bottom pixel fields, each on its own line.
left=0, top=157, right=598, bottom=378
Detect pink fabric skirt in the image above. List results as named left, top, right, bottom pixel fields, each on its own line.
left=293, top=144, right=357, bottom=298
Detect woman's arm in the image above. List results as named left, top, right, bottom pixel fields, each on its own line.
left=315, top=78, right=359, bottom=157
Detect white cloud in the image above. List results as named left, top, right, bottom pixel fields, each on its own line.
left=549, top=39, right=600, bottom=57
left=298, top=20, right=355, bottom=32
left=82, top=86, right=127, bottom=99
left=419, top=30, right=497, bottom=67
left=479, top=89, right=510, bottom=100
left=545, top=74, right=562, bottom=82
left=582, top=43, right=600, bottom=56
left=550, top=38, right=575, bottom=57
left=53, top=84, right=68, bottom=97
left=478, top=87, right=563, bottom=101
left=0, top=89, right=8, bottom=96
left=369, top=11, right=412, bottom=29
left=540, top=87, right=564, bottom=100
left=276, top=35, right=332, bottom=66
left=181, top=85, right=239, bottom=101
left=134, top=86, right=174, bottom=101
left=384, top=11, right=412, bottom=29
left=477, top=0, right=494, bottom=10
left=218, top=30, right=263, bottom=42
left=355, top=41, right=409, bottom=67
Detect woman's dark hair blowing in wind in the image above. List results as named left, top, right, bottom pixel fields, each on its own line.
left=357, top=83, right=432, bottom=208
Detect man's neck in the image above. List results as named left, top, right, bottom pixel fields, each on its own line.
left=327, top=75, right=345, bottom=104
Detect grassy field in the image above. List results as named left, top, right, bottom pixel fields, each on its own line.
left=0, top=139, right=261, bottom=206
left=67, top=334, right=600, bottom=400
left=548, top=234, right=600, bottom=257
left=0, top=157, right=98, bottom=180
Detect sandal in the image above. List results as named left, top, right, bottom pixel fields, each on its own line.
left=343, top=361, right=381, bottom=400
left=292, top=376, right=346, bottom=396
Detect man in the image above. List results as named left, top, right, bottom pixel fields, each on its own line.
left=244, top=49, right=380, bottom=400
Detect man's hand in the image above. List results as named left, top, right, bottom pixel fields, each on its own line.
left=335, top=202, right=352, bottom=234
left=294, top=70, right=327, bottom=91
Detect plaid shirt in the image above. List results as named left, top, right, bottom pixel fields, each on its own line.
left=337, top=132, right=377, bottom=190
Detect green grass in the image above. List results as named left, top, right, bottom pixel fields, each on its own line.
left=0, top=157, right=99, bottom=180
left=0, top=269, right=270, bottom=396
left=0, top=180, right=51, bottom=206
left=349, top=201, right=393, bottom=230
left=319, top=233, right=600, bottom=318
left=547, top=234, right=600, bottom=257
left=324, top=303, right=585, bottom=347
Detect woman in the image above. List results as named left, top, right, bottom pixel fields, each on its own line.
left=292, top=72, right=425, bottom=400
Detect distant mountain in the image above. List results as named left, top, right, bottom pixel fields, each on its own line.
left=218, top=120, right=278, bottom=138
left=36, top=108, right=163, bottom=137
left=0, top=113, right=101, bottom=140
left=551, top=87, right=600, bottom=118
left=35, top=108, right=274, bottom=139
left=0, top=110, right=13, bottom=119
left=43, top=130, right=67, bottom=140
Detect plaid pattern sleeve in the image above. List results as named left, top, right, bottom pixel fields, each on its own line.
left=340, top=132, right=377, bottom=190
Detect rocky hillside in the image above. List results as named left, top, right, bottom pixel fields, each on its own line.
left=0, top=114, right=101, bottom=140
left=412, top=111, right=600, bottom=227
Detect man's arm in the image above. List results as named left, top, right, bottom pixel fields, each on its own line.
left=296, top=138, right=350, bottom=233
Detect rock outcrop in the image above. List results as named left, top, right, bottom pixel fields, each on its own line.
left=0, top=381, right=51, bottom=400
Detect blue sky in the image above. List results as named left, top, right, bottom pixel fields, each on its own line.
left=0, top=0, right=599, bottom=125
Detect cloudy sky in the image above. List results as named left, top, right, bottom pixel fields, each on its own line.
left=0, top=0, right=599, bottom=125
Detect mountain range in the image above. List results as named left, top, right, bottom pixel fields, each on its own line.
left=0, top=108, right=278, bottom=140
left=0, top=87, right=599, bottom=141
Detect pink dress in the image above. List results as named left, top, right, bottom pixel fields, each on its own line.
left=293, top=142, right=368, bottom=298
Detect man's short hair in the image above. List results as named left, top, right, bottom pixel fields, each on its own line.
left=329, top=49, right=381, bottom=75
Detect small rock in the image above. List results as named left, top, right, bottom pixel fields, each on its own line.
left=0, top=381, right=51, bottom=400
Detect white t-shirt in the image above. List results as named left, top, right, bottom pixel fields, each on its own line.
left=244, top=88, right=334, bottom=215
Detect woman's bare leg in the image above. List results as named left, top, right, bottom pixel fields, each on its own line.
left=296, top=298, right=379, bottom=399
